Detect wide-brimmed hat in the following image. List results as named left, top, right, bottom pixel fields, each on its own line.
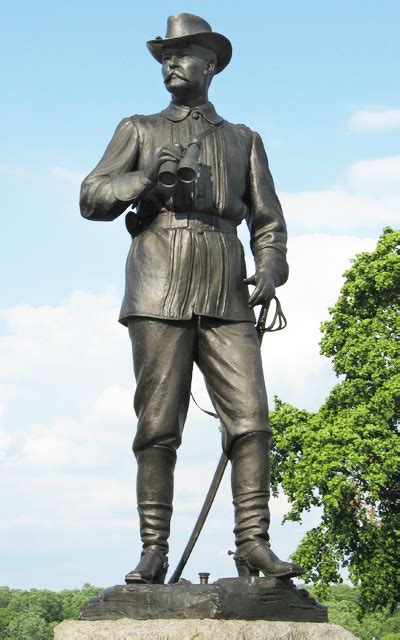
left=147, top=13, right=232, bottom=74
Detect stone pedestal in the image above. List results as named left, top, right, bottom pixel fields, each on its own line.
left=54, top=619, right=358, bottom=639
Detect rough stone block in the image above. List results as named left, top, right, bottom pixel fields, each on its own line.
left=54, top=618, right=358, bottom=639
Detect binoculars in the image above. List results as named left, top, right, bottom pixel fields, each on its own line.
left=159, top=140, right=201, bottom=187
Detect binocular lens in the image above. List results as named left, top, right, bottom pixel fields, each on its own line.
left=176, top=165, right=197, bottom=184
left=159, top=160, right=178, bottom=187
left=158, top=140, right=201, bottom=188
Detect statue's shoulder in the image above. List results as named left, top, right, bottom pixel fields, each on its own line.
left=121, top=113, right=164, bottom=137
left=226, top=120, right=252, bottom=132
left=126, top=112, right=163, bottom=125
left=222, top=120, right=255, bottom=149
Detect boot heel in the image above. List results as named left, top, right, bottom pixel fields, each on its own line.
left=154, top=564, right=168, bottom=584
left=235, top=559, right=259, bottom=578
left=229, top=549, right=260, bottom=578
left=229, top=551, right=259, bottom=578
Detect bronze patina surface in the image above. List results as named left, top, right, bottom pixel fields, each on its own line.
left=80, top=578, right=327, bottom=622
left=80, top=13, right=303, bottom=589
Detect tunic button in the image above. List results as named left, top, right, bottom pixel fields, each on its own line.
left=192, top=111, right=200, bottom=119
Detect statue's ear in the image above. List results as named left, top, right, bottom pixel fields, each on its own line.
left=205, top=59, right=216, bottom=76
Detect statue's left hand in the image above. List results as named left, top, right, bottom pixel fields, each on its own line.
left=243, top=270, right=276, bottom=308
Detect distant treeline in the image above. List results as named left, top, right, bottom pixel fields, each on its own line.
left=305, top=584, right=399, bottom=639
left=0, top=583, right=100, bottom=639
left=0, top=583, right=398, bottom=639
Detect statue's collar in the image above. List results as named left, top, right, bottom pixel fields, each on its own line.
left=161, top=102, right=223, bottom=124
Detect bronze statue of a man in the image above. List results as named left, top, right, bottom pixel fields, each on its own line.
left=80, top=13, right=303, bottom=584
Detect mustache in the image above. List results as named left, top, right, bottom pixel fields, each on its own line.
left=164, top=70, right=188, bottom=83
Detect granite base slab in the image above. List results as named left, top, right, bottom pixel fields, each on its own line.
left=55, top=619, right=358, bottom=639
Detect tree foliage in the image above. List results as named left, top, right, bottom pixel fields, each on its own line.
left=0, top=584, right=101, bottom=639
left=306, top=584, right=400, bottom=639
left=271, top=227, right=400, bottom=614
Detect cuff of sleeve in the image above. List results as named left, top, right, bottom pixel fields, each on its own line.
left=254, top=247, right=289, bottom=287
left=111, top=171, right=151, bottom=202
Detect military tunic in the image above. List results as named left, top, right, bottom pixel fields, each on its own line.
left=80, top=102, right=288, bottom=326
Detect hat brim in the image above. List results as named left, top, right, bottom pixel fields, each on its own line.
left=147, top=32, right=232, bottom=73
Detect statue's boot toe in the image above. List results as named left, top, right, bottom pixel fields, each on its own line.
left=125, top=548, right=168, bottom=584
left=235, top=543, right=304, bottom=579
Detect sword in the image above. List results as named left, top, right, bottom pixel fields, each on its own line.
left=168, top=296, right=287, bottom=584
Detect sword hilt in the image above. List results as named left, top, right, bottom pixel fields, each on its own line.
left=256, top=296, right=287, bottom=344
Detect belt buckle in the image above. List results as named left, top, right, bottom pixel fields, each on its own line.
left=192, top=213, right=208, bottom=233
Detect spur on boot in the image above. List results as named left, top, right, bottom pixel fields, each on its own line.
left=234, top=543, right=304, bottom=579
left=125, top=548, right=168, bottom=584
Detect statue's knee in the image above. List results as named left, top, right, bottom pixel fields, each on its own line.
left=133, top=432, right=182, bottom=458
left=224, top=428, right=271, bottom=458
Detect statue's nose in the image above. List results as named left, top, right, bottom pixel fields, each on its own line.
left=169, top=56, right=179, bottom=68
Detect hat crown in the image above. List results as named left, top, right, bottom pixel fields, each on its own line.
left=165, top=13, right=212, bottom=39
left=147, top=13, right=232, bottom=74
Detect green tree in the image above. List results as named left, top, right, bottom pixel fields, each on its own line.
left=7, top=588, right=63, bottom=623
left=6, top=608, right=52, bottom=640
left=271, top=227, right=400, bottom=614
left=0, top=588, right=13, bottom=640
left=59, top=583, right=102, bottom=620
left=381, top=606, right=400, bottom=637
left=306, top=584, right=399, bottom=639
left=0, top=584, right=102, bottom=639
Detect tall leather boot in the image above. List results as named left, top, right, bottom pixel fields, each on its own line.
left=125, top=445, right=176, bottom=584
left=230, top=432, right=304, bottom=579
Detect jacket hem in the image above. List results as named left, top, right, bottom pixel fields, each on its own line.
left=118, top=310, right=256, bottom=327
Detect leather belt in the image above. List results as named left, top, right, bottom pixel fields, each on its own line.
left=150, top=211, right=237, bottom=235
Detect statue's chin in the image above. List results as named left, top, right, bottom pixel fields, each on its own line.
left=166, top=86, right=190, bottom=99
left=165, top=77, right=195, bottom=98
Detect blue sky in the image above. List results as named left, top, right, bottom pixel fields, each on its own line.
left=1, top=1, right=399, bottom=591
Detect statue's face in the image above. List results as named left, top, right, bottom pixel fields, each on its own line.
left=161, top=43, right=214, bottom=99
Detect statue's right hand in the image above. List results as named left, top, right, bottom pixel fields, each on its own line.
left=144, top=144, right=184, bottom=185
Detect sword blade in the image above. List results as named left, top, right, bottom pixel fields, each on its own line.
left=168, top=453, right=228, bottom=584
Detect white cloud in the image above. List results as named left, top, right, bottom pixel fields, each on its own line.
left=0, top=402, right=12, bottom=461
left=19, top=383, right=134, bottom=470
left=281, top=188, right=398, bottom=233
left=0, top=288, right=130, bottom=404
left=22, top=418, right=83, bottom=467
left=91, top=385, right=133, bottom=422
left=280, top=154, right=400, bottom=233
left=348, top=109, right=400, bottom=133
left=347, top=155, right=400, bottom=194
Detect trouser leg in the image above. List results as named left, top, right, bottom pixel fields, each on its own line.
left=129, top=317, right=196, bottom=455
left=197, top=317, right=303, bottom=578
left=125, top=318, right=196, bottom=583
left=196, top=318, right=270, bottom=455
left=195, top=318, right=271, bottom=546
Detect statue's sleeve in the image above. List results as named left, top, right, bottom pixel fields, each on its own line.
left=246, top=131, right=289, bottom=287
left=80, top=117, right=151, bottom=221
